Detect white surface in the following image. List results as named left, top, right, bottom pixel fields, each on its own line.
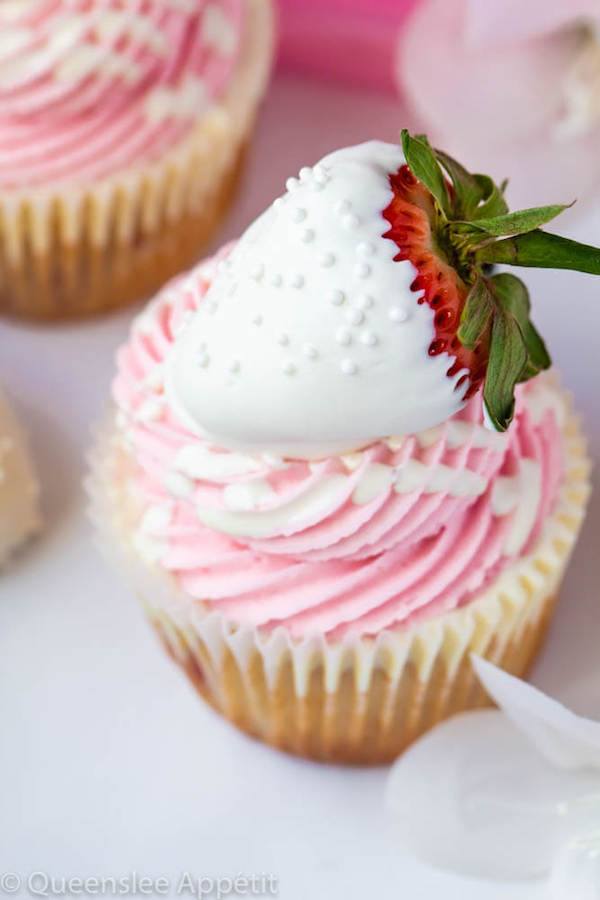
left=0, top=75, right=599, bottom=900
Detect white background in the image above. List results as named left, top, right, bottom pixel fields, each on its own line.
left=1, top=75, right=599, bottom=900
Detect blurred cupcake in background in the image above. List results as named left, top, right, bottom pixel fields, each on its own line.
left=0, top=384, right=41, bottom=566
left=0, top=0, right=274, bottom=320
left=398, top=0, right=600, bottom=210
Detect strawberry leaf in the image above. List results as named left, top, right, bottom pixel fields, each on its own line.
left=472, top=175, right=509, bottom=218
left=457, top=277, right=494, bottom=350
left=401, top=129, right=451, bottom=218
left=433, top=148, right=485, bottom=219
left=483, top=306, right=528, bottom=431
left=476, top=229, right=600, bottom=273
left=462, top=204, right=572, bottom=237
left=491, top=273, right=551, bottom=378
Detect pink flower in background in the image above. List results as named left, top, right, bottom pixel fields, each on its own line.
left=398, top=0, right=600, bottom=210
left=277, top=0, right=419, bottom=92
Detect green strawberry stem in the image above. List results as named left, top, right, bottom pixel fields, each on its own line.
left=476, top=230, right=600, bottom=274
left=400, top=129, right=600, bottom=431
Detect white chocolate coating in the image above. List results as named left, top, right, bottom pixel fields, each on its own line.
left=166, top=142, right=469, bottom=458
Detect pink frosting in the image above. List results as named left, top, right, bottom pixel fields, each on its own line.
left=0, top=0, right=244, bottom=188
left=113, top=251, right=565, bottom=640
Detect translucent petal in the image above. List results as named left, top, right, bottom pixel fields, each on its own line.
left=386, top=710, right=600, bottom=880
left=549, top=832, right=600, bottom=899
left=472, top=655, right=600, bottom=769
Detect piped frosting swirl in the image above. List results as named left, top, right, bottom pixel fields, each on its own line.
left=113, top=251, right=566, bottom=639
left=0, top=0, right=243, bottom=187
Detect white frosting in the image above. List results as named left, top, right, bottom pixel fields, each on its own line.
left=140, top=502, right=173, bottom=534
left=393, top=459, right=487, bottom=498
left=223, top=479, right=276, bottom=511
left=190, top=457, right=489, bottom=541
left=418, top=420, right=508, bottom=451
left=352, top=463, right=394, bottom=505
left=0, top=386, right=41, bottom=566
left=174, top=443, right=264, bottom=480
left=145, top=76, right=211, bottom=125
left=491, top=458, right=542, bottom=555
left=196, top=474, right=349, bottom=538
left=165, top=142, right=469, bottom=459
left=202, top=3, right=237, bottom=55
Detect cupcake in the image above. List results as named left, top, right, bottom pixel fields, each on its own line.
left=0, top=385, right=41, bottom=566
left=89, top=134, right=593, bottom=763
left=0, top=0, right=274, bottom=320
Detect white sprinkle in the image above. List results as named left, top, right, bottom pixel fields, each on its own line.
left=329, top=289, right=345, bottom=306
left=310, top=180, right=326, bottom=192
left=357, top=241, right=375, bottom=257
left=303, top=343, right=318, bottom=359
left=278, top=332, right=290, bottom=346
left=319, top=252, right=335, bottom=268
left=286, top=176, right=299, bottom=192
left=299, top=166, right=312, bottom=182
left=291, top=273, right=305, bottom=289
left=313, top=164, right=328, bottom=181
left=389, top=306, right=408, bottom=323
left=343, top=213, right=360, bottom=229
left=251, top=263, right=264, bottom=280
left=252, top=313, right=263, bottom=326
left=356, top=294, right=373, bottom=310
left=336, top=327, right=352, bottom=346
left=360, top=331, right=378, bottom=346
left=341, top=359, right=358, bottom=375
left=335, top=199, right=351, bottom=214
left=282, top=361, right=296, bottom=375
left=197, top=352, right=210, bottom=367
left=291, top=207, right=307, bottom=223
left=355, top=262, right=371, bottom=278
left=229, top=359, right=241, bottom=373
left=346, top=308, right=364, bottom=325
left=301, top=228, right=315, bottom=243
left=314, top=169, right=329, bottom=185
left=273, top=197, right=284, bottom=209
left=271, top=273, right=283, bottom=287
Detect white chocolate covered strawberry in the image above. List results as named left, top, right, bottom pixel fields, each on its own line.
left=166, top=133, right=600, bottom=457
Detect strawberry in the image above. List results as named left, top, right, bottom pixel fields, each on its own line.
left=383, top=130, right=600, bottom=430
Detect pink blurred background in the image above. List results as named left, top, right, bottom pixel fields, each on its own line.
left=277, top=0, right=420, bottom=92
left=276, top=0, right=600, bottom=211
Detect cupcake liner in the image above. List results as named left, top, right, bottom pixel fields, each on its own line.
left=0, top=0, right=273, bottom=320
left=87, top=393, right=591, bottom=764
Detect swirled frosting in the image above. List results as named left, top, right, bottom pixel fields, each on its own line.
left=113, top=250, right=566, bottom=639
left=0, top=0, right=244, bottom=188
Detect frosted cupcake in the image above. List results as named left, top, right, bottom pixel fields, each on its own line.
left=0, top=385, right=41, bottom=566
left=0, top=0, right=273, bottom=320
left=90, top=134, right=593, bottom=763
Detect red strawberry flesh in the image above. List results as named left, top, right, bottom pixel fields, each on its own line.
left=382, top=165, right=488, bottom=399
